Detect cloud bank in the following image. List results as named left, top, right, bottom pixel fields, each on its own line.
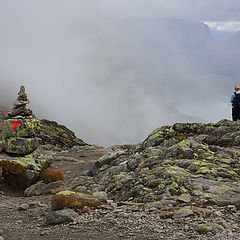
left=0, top=0, right=238, bottom=145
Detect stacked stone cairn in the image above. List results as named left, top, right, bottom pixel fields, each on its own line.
left=0, top=86, right=48, bottom=189
left=0, top=86, right=41, bottom=155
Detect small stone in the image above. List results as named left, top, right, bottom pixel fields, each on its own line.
left=110, top=203, right=118, bottom=208
left=75, top=185, right=88, bottom=192
left=93, top=191, right=108, bottom=201
left=28, top=201, right=41, bottom=207
left=178, top=193, right=192, bottom=203
left=117, top=212, right=128, bottom=218
left=0, top=236, right=4, bottom=240
left=18, top=204, right=29, bottom=211
left=113, top=208, right=125, bottom=213
left=226, top=205, right=237, bottom=213
left=46, top=209, right=79, bottom=225
left=173, top=206, right=194, bottom=219
left=97, top=205, right=113, bottom=210
left=214, top=211, right=223, bottom=217
left=196, top=223, right=223, bottom=234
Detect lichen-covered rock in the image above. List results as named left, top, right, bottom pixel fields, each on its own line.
left=5, top=137, right=41, bottom=155
left=38, top=119, right=87, bottom=148
left=1, top=118, right=40, bottom=139
left=90, top=119, right=240, bottom=207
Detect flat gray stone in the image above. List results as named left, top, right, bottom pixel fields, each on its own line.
left=46, top=208, right=79, bottom=225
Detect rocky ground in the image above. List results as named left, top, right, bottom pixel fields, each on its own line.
left=1, top=113, right=240, bottom=239
left=0, top=145, right=239, bottom=240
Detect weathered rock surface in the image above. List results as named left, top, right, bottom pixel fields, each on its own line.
left=1, top=118, right=41, bottom=155
left=38, top=119, right=87, bottom=148
left=90, top=120, right=240, bottom=209
left=1, top=118, right=40, bottom=139
left=4, top=137, right=41, bottom=155
left=46, top=208, right=79, bottom=225
left=24, top=180, right=65, bottom=197
left=0, top=151, right=54, bottom=189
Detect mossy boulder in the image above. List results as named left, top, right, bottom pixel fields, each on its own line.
left=1, top=118, right=40, bottom=138
left=5, top=137, right=41, bottom=155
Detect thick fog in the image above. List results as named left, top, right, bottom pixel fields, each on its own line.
left=0, top=0, right=239, bottom=146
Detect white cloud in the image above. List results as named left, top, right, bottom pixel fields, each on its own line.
left=204, top=21, right=240, bottom=31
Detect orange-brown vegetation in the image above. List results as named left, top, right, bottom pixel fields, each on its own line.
left=52, top=193, right=104, bottom=212
left=0, top=160, right=29, bottom=190
left=52, top=194, right=83, bottom=211
left=40, top=169, right=64, bottom=183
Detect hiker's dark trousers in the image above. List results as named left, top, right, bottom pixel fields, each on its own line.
left=232, top=107, right=240, bottom=121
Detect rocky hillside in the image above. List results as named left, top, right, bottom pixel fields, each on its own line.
left=1, top=119, right=240, bottom=239
left=90, top=119, right=240, bottom=208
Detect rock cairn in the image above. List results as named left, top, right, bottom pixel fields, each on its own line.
left=8, top=85, right=33, bottom=118
left=0, top=86, right=41, bottom=155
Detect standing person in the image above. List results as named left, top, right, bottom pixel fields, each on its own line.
left=230, top=85, right=240, bottom=121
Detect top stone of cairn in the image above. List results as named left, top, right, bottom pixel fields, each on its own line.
left=8, top=86, right=33, bottom=118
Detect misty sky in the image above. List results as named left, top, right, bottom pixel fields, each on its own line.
left=0, top=0, right=239, bottom=146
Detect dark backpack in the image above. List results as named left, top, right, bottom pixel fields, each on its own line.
left=233, top=92, right=240, bottom=108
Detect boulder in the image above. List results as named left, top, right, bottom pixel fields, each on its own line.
left=46, top=209, right=79, bottom=225
left=1, top=118, right=40, bottom=139
left=0, top=152, right=53, bottom=189
left=24, top=180, right=65, bottom=197
left=4, top=137, right=41, bottom=155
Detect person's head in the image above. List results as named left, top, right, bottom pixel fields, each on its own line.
left=235, top=85, right=240, bottom=91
